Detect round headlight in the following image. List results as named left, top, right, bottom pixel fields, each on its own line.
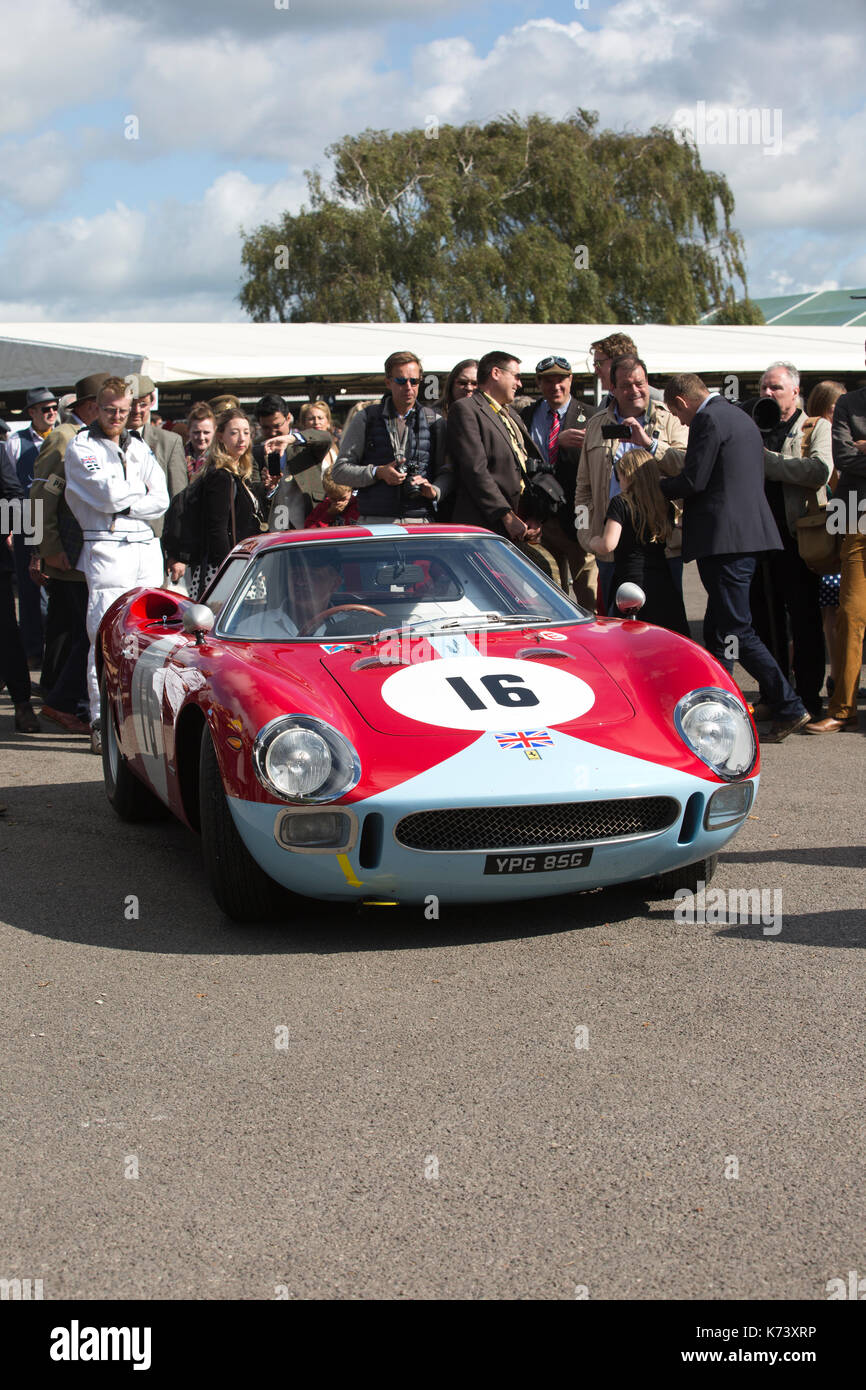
left=675, top=688, right=756, bottom=780
left=253, top=715, right=360, bottom=803
left=266, top=728, right=332, bottom=797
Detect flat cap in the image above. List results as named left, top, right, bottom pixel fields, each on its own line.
left=125, top=373, right=156, bottom=399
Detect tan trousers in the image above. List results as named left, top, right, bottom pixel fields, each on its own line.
left=829, top=531, right=866, bottom=718
left=541, top=515, right=598, bottom=610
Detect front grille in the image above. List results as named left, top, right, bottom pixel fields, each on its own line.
left=395, top=798, right=679, bottom=852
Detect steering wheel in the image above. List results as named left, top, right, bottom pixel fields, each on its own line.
left=298, top=603, right=386, bottom=636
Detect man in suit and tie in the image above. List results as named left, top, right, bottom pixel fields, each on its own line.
left=660, top=373, right=810, bottom=742
left=518, top=355, right=596, bottom=607
left=448, top=351, right=556, bottom=577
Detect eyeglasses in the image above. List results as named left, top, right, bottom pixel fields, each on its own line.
left=99, top=406, right=131, bottom=417
left=391, top=376, right=421, bottom=387
left=536, top=356, right=571, bottom=374
left=586, top=353, right=611, bottom=371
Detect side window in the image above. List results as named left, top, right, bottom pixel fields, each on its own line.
left=202, top=558, right=250, bottom=618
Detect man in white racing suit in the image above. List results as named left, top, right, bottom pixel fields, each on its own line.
left=64, top=376, right=168, bottom=752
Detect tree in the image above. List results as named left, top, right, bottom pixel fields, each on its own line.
left=238, top=112, right=755, bottom=325
left=710, top=291, right=766, bottom=325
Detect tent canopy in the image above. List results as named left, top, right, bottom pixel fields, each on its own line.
left=1, top=321, right=864, bottom=410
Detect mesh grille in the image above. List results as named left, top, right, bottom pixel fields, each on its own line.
left=395, top=798, right=679, bottom=852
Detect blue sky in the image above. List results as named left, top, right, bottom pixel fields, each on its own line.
left=1, top=0, right=862, bottom=321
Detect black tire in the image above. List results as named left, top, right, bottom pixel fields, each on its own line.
left=198, top=727, right=286, bottom=922
left=101, top=675, right=169, bottom=822
left=649, top=853, right=718, bottom=899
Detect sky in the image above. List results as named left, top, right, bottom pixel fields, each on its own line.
left=1, top=0, right=862, bottom=322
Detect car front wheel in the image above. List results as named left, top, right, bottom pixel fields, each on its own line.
left=198, top=728, right=287, bottom=922
left=649, top=854, right=718, bottom=899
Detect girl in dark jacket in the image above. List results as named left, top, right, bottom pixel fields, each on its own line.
left=189, top=409, right=266, bottom=600
left=588, top=448, right=689, bottom=636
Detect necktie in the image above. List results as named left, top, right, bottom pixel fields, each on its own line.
left=548, top=411, right=560, bottom=469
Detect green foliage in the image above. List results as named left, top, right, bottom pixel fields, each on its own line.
left=710, top=291, right=766, bottom=325
left=239, top=112, right=754, bottom=324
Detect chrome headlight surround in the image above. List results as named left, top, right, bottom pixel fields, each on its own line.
left=674, top=687, right=757, bottom=782
left=253, top=714, right=361, bottom=804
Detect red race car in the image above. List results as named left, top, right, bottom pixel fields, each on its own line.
left=97, top=525, right=759, bottom=921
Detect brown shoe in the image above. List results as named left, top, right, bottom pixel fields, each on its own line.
left=14, top=701, right=40, bottom=733
left=804, top=715, right=859, bottom=734
left=40, top=705, right=91, bottom=735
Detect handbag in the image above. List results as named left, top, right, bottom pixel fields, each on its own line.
left=796, top=491, right=843, bottom=575
left=519, top=463, right=567, bottom=522
left=795, top=418, right=842, bottom=575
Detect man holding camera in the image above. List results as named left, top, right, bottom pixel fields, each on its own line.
left=575, top=355, right=687, bottom=611
left=331, top=351, right=448, bottom=523
left=748, top=362, right=832, bottom=722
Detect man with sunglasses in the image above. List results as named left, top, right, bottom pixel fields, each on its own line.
left=65, top=377, right=168, bottom=752
left=2, top=387, right=59, bottom=667
left=331, top=351, right=448, bottom=523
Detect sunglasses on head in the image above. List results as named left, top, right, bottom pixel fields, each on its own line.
left=536, top=356, right=571, bottom=374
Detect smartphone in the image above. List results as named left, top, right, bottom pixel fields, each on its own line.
left=601, top=424, right=633, bottom=440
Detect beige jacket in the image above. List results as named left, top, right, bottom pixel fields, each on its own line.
left=762, top=414, right=832, bottom=537
left=574, top=400, right=688, bottom=553
left=30, top=420, right=85, bottom=580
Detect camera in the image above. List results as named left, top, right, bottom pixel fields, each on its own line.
left=737, top=396, right=781, bottom=435
left=601, top=423, right=633, bottom=440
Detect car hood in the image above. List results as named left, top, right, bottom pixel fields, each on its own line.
left=316, top=628, right=636, bottom=737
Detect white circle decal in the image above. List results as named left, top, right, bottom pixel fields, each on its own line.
left=381, top=655, right=595, bottom=731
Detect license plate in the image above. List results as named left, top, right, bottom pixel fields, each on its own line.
left=483, top=849, right=593, bottom=875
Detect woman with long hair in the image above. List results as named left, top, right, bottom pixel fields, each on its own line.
left=189, top=409, right=267, bottom=600
left=589, top=448, right=689, bottom=635
left=440, top=359, right=478, bottom=414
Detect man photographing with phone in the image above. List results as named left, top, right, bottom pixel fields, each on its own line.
left=575, top=355, right=688, bottom=611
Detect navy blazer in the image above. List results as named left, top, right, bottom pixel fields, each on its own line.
left=0, top=444, right=24, bottom=573
left=659, top=394, right=781, bottom=562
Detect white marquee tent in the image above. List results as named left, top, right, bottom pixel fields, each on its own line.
left=1, top=322, right=864, bottom=401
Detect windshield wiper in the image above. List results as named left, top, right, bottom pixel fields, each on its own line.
left=366, top=612, right=560, bottom=644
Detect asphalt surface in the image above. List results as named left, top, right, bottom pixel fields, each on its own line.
left=1, top=566, right=864, bottom=1302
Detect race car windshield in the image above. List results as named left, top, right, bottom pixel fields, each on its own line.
left=216, top=535, right=589, bottom=642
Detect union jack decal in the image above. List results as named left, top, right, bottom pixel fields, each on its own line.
left=494, top=729, right=554, bottom=760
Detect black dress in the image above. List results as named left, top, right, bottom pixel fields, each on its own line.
left=191, top=467, right=266, bottom=599
left=606, top=493, right=689, bottom=636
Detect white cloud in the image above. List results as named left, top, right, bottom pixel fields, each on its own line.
left=0, top=170, right=307, bottom=319
left=0, top=0, right=133, bottom=137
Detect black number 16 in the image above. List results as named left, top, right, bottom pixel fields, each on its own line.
left=445, top=673, right=540, bottom=710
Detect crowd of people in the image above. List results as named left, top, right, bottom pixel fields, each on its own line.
left=1, top=336, right=864, bottom=759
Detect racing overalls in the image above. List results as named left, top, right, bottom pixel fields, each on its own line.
left=65, top=423, right=169, bottom=722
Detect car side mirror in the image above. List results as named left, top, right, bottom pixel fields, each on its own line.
left=182, top=604, right=215, bottom=644
left=615, top=583, right=646, bottom=619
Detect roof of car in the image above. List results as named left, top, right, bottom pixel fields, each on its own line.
left=242, top=523, right=493, bottom=553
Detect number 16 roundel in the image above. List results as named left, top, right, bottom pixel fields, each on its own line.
left=381, top=656, right=595, bottom=731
